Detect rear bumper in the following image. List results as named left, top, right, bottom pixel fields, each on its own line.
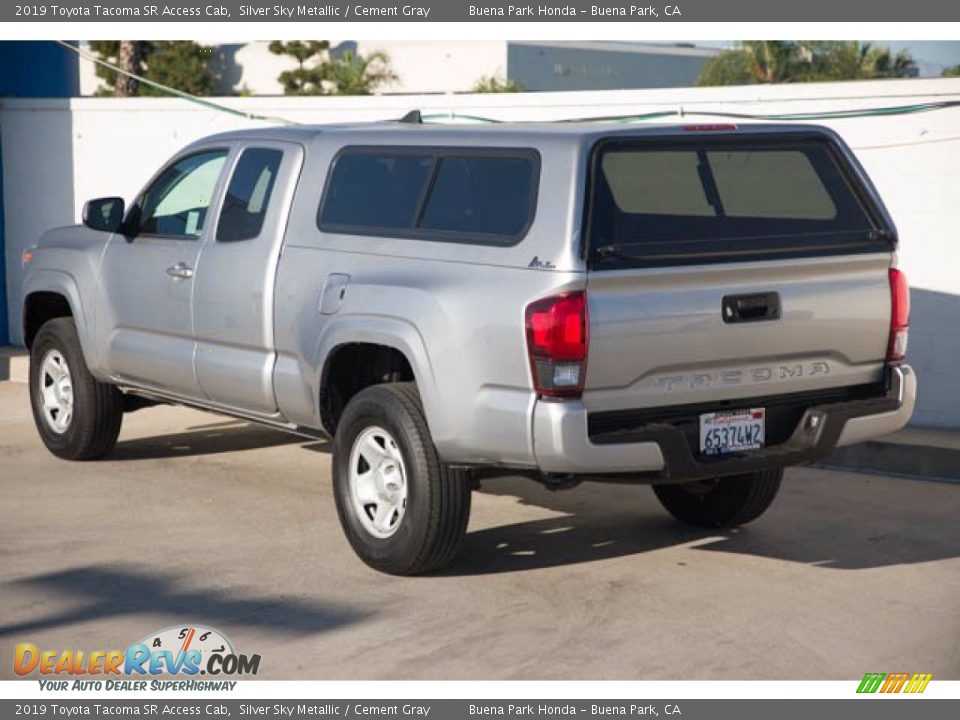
left=532, top=364, right=916, bottom=482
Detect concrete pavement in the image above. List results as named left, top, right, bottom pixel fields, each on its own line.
left=1, top=381, right=958, bottom=680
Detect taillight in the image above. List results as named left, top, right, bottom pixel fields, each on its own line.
left=525, top=291, right=588, bottom=398
left=888, top=268, right=910, bottom=361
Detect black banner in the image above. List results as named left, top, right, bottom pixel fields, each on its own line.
left=8, top=0, right=960, bottom=22
left=3, top=699, right=960, bottom=719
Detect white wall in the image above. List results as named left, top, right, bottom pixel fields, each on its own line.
left=3, top=78, right=960, bottom=425
left=79, top=41, right=510, bottom=96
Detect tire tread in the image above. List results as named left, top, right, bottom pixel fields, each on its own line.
left=30, top=318, right=123, bottom=460
left=653, top=468, right=783, bottom=529
left=332, top=381, right=471, bottom=575
left=389, top=382, right=471, bottom=574
left=728, top=468, right=782, bottom=526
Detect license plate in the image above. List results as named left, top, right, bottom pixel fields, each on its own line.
left=699, top=408, right=766, bottom=456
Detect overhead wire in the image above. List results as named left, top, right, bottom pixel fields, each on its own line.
left=54, top=40, right=299, bottom=125
left=55, top=40, right=960, bottom=133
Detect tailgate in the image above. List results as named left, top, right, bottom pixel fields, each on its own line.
left=582, top=129, right=895, bottom=412
left=585, top=254, right=891, bottom=411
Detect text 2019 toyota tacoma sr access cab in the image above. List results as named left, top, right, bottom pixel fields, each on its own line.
left=22, top=120, right=915, bottom=574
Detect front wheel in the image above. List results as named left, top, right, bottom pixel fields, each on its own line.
left=331, top=383, right=471, bottom=575
left=29, top=317, right=124, bottom=460
left=652, top=468, right=783, bottom=528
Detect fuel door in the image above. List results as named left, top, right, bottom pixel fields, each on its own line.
left=320, top=273, right=350, bottom=315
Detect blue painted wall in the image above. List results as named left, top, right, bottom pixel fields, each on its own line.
left=0, top=41, right=79, bottom=98
left=0, top=41, right=79, bottom=344
left=0, top=136, right=6, bottom=345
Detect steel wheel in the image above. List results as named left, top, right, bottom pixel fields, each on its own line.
left=38, top=349, right=74, bottom=434
left=348, top=426, right=408, bottom=539
left=332, top=383, right=472, bottom=574
left=29, top=317, right=124, bottom=460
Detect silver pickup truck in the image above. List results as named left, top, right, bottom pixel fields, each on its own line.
left=23, top=119, right=915, bottom=574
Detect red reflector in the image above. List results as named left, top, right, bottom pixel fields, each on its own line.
left=525, top=291, right=588, bottom=398
left=888, top=268, right=910, bottom=361
left=682, top=123, right=738, bottom=132
left=22, top=250, right=33, bottom=265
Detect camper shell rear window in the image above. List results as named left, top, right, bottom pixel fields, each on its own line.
left=585, top=133, right=893, bottom=268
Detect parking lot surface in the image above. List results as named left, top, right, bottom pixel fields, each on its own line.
left=1, top=381, right=958, bottom=680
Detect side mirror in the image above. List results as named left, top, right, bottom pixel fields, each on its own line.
left=82, top=197, right=125, bottom=233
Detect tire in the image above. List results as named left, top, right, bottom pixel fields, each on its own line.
left=331, top=382, right=471, bottom=575
left=652, top=468, right=783, bottom=529
left=29, top=317, right=123, bottom=460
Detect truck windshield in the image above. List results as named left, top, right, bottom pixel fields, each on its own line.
left=586, top=135, right=888, bottom=266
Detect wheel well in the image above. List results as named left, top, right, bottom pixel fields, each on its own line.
left=23, top=292, right=73, bottom=348
left=320, top=343, right=415, bottom=434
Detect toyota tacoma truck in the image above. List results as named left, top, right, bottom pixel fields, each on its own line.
left=22, top=120, right=915, bottom=574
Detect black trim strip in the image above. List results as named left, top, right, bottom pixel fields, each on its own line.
left=583, top=371, right=901, bottom=484
left=588, top=381, right=886, bottom=437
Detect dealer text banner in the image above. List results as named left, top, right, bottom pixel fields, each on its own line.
left=2, top=701, right=959, bottom=719
left=7, top=0, right=960, bottom=22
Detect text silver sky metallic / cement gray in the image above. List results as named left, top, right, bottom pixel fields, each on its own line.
left=8, top=0, right=960, bottom=22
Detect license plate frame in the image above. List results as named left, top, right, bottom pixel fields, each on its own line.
left=699, top=408, right=766, bottom=457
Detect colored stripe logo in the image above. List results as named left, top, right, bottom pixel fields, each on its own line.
left=857, top=672, right=933, bottom=694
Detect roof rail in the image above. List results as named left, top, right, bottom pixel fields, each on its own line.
left=398, top=110, right=423, bottom=124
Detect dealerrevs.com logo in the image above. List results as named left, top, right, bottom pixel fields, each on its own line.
left=14, top=625, right=260, bottom=688
left=857, top=672, right=933, bottom=694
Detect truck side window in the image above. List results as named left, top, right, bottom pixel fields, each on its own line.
left=318, top=147, right=539, bottom=246
left=417, top=155, right=535, bottom=237
left=137, top=150, right=228, bottom=239
left=320, top=152, right=434, bottom=232
left=217, top=148, right=284, bottom=243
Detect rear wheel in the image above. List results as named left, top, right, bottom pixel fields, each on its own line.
left=29, top=317, right=123, bottom=460
left=652, top=468, right=783, bottom=528
left=331, top=382, right=471, bottom=575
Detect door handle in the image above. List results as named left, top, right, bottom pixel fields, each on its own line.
left=166, top=262, right=194, bottom=279
left=722, top=292, right=781, bottom=323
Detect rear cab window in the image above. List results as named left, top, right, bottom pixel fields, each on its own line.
left=585, top=132, right=893, bottom=267
left=217, top=147, right=284, bottom=242
left=318, top=147, right=539, bottom=246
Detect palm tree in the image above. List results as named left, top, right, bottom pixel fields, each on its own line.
left=697, top=41, right=917, bottom=86
left=861, top=46, right=916, bottom=78
left=323, top=50, right=397, bottom=95
left=742, top=41, right=804, bottom=84
left=811, top=42, right=916, bottom=80
left=471, top=75, right=523, bottom=93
